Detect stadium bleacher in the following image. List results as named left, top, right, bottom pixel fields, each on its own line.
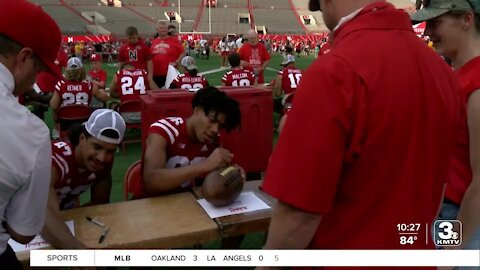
left=29, top=0, right=417, bottom=36
left=253, top=9, right=303, bottom=34
left=41, top=5, right=90, bottom=34
left=251, top=0, right=290, bottom=9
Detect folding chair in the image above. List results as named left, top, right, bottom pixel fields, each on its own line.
left=123, top=160, right=141, bottom=201
left=54, top=105, right=91, bottom=139
left=118, top=100, right=142, bottom=152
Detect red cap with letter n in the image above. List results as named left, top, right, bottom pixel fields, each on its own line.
left=0, top=0, right=62, bottom=77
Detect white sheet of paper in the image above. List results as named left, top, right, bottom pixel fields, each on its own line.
left=164, top=64, right=181, bottom=89
left=197, top=191, right=271, bottom=219
left=8, top=220, right=75, bottom=252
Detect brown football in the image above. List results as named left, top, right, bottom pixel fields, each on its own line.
left=202, top=166, right=245, bottom=206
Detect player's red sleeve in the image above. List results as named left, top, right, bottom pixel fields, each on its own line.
left=148, top=118, right=181, bottom=145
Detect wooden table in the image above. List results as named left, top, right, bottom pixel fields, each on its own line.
left=194, top=180, right=276, bottom=238
left=17, top=192, right=219, bottom=263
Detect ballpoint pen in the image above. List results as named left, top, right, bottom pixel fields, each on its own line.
left=86, top=217, right=106, bottom=228
left=98, top=228, right=110, bottom=244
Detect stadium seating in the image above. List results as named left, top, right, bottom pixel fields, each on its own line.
left=211, top=7, right=251, bottom=35
left=70, top=5, right=155, bottom=36
left=251, top=0, right=290, bottom=9
left=31, top=0, right=415, bottom=36
left=253, top=9, right=302, bottom=34
left=41, top=5, right=90, bottom=34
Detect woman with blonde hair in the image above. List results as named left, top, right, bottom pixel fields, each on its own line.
left=412, top=0, right=480, bottom=251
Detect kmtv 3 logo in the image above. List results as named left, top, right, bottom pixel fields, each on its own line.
left=434, top=220, right=462, bottom=247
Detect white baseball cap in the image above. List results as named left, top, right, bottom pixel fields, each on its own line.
left=85, top=109, right=126, bottom=144
left=281, top=54, right=295, bottom=65
left=67, top=57, right=83, bottom=70
left=181, top=56, right=197, bottom=70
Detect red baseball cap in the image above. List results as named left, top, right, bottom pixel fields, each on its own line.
left=90, top=53, right=102, bottom=62
left=0, top=0, right=62, bottom=77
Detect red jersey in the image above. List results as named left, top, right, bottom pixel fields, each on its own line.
left=51, top=140, right=112, bottom=210
left=134, top=117, right=218, bottom=198
left=278, top=66, right=302, bottom=95
left=55, top=79, right=93, bottom=107
left=262, top=2, right=460, bottom=255
left=151, top=36, right=184, bottom=76
left=118, top=40, right=152, bottom=70
left=238, top=42, right=271, bottom=84
left=222, top=69, right=255, bottom=87
left=446, top=56, right=480, bottom=205
left=170, top=73, right=208, bottom=90
left=88, top=69, right=107, bottom=84
left=115, top=68, right=149, bottom=103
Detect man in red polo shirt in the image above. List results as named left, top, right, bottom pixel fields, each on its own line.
left=260, top=0, right=461, bottom=263
left=238, top=29, right=270, bottom=84
left=150, top=21, right=185, bottom=88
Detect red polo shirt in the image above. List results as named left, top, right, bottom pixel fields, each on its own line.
left=446, top=56, right=480, bottom=204
left=262, top=1, right=460, bottom=258
left=150, top=36, right=184, bottom=76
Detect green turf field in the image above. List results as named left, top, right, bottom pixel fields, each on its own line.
left=42, top=52, right=316, bottom=253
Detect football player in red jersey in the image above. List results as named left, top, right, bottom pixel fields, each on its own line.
left=221, top=53, right=256, bottom=87
left=50, top=57, right=110, bottom=111
left=170, top=56, right=209, bottom=90
left=109, top=63, right=150, bottom=123
left=118, top=26, right=157, bottom=90
left=41, top=109, right=126, bottom=249
left=50, top=57, right=110, bottom=134
left=273, top=54, right=302, bottom=98
left=135, top=86, right=241, bottom=198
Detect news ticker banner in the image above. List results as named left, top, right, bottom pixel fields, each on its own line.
left=31, top=250, right=480, bottom=267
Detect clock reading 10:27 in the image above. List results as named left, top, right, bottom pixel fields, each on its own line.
left=396, top=223, right=421, bottom=232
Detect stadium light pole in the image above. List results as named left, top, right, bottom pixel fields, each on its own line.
left=208, top=0, right=211, bottom=33
left=178, top=0, right=182, bottom=33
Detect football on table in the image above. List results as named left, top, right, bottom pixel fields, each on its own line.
left=203, top=166, right=245, bottom=206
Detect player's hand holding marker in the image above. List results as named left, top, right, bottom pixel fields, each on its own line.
left=206, top=148, right=234, bottom=170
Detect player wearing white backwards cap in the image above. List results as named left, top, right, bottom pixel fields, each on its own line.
left=41, top=109, right=126, bottom=249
